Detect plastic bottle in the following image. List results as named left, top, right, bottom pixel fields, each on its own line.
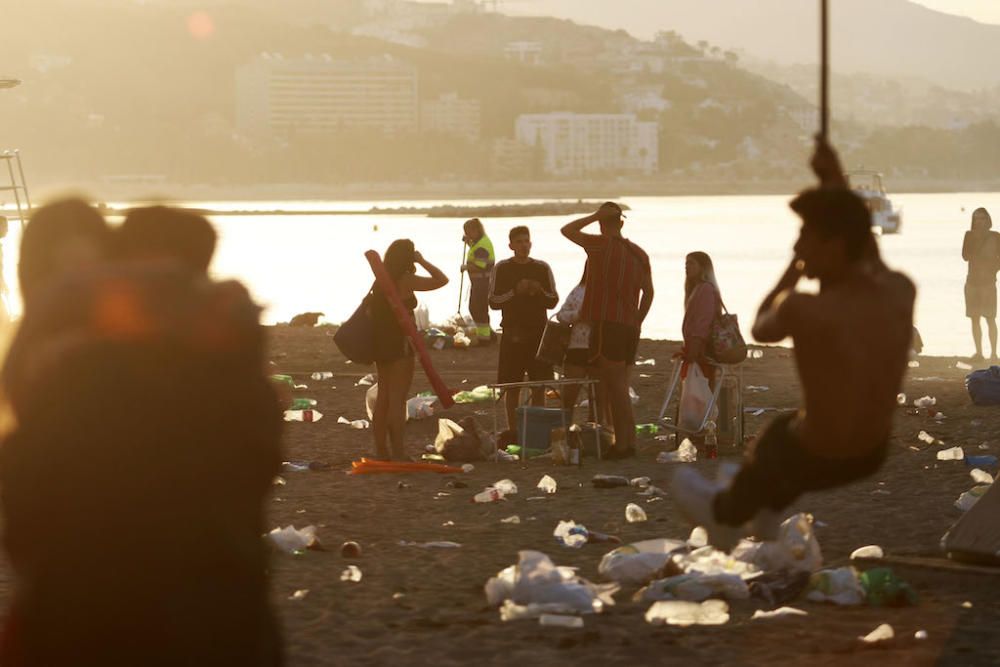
left=311, top=371, right=334, bottom=380
left=284, top=409, right=324, bottom=423
left=271, top=374, right=295, bottom=388
left=289, top=397, right=318, bottom=410
left=969, top=468, right=995, bottom=484
left=473, top=487, right=504, bottom=503
left=635, top=423, right=660, bottom=436
left=965, top=454, right=998, bottom=468
left=625, top=503, right=648, bottom=523
left=704, top=421, right=718, bottom=460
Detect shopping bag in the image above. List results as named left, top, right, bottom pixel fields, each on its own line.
left=334, top=296, right=375, bottom=364
left=709, top=306, right=747, bottom=364
left=679, top=364, right=715, bottom=431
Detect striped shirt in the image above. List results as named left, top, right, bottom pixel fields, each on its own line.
left=581, top=235, right=650, bottom=327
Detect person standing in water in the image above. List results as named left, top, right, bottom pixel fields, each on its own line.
left=962, top=207, right=1000, bottom=361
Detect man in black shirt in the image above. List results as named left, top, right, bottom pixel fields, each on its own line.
left=489, top=225, right=559, bottom=429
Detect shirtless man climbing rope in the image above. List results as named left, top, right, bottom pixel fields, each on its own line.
left=673, top=137, right=916, bottom=550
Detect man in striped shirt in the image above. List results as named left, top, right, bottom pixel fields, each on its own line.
left=562, top=202, right=654, bottom=458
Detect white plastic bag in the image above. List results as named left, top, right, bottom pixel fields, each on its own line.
left=598, top=539, right=688, bottom=585
left=679, top=365, right=715, bottom=431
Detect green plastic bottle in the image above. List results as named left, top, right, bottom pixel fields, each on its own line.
left=289, top=397, right=318, bottom=411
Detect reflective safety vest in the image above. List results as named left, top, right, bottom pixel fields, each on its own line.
left=466, top=235, right=495, bottom=279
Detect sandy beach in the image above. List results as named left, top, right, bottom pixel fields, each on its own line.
left=4, top=326, right=999, bottom=666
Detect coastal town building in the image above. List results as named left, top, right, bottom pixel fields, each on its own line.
left=503, top=41, right=544, bottom=66
left=514, top=112, right=659, bottom=177
left=236, top=54, right=418, bottom=137
left=420, top=93, right=481, bottom=141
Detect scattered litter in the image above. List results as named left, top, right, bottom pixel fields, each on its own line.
left=289, top=589, right=309, bottom=601
left=896, top=393, right=906, bottom=405
left=970, top=468, right=995, bottom=485
left=268, top=525, right=319, bottom=554
left=625, top=503, right=648, bottom=523
left=484, top=550, right=619, bottom=619
left=554, top=520, right=590, bottom=549
left=340, top=565, right=363, bottom=583
left=750, top=607, right=807, bottom=620
left=937, top=446, right=965, bottom=461
left=284, top=409, right=324, bottom=423
left=747, top=385, right=770, bottom=392
left=311, top=371, right=334, bottom=380
left=337, top=416, right=370, bottom=429
left=630, top=477, right=651, bottom=489
left=850, top=545, right=884, bottom=560
left=539, top=614, right=584, bottom=629
left=917, top=431, right=937, bottom=445
left=495, top=479, right=518, bottom=495
left=638, top=572, right=749, bottom=602
left=859, top=623, right=894, bottom=644
left=744, top=513, right=823, bottom=574
left=442, top=520, right=455, bottom=527
left=750, top=349, right=764, bottom=359
left=537, top=475, right=558, bottom=494
left=629, top=387, right=640, bottom=405
left=908, top=360, right=920, bottom=368
left=688, top=526, right=708, bottom=548
left=453, top=385, right=496, bottom=404
left=501, top=515, right=521, bottom=524
left=341, top=541, right=362, bottom=558
left=956, top=361, right=973, bottom=371
left=913, top=396, right=936, bottom=408
left=473, top=488, right=505, bottom=503
left=962, top=601, right=973, bottom=608
left=645, top=600, right=729, bottom=626
left=273, top=476, right=286, bottom=486
left=598, top=539, right=688, bottom=585
left=592, top=474, right=630, bottom=488
left=807, top=567, right=864, bottom=605
left=407, top=395, right=439, bottom=420
left=915, top=630, right=928, bottom=640
left=289, top=397, right=318, bottom=410
left=399, top=540, right=462, bottom=549
left=955, top=485, right=991, bottom=511
left=966, top=454, right=999, bottom=467
left=860, top=568, right=918, bottom=606
left=636, top=358, right=656, bottom=366
left=527, top=496, right=549, bottom=501
left=462, top=463, right=475, bottom=473
left=657, top=439, right=697, bottom=463
left=355, top=373, right=375, bottom=386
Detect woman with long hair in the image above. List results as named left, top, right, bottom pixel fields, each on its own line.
left=683, top=251, right=722, bottom=369
left=369, top=239, right=448, bottom=460
left=962, top=207, right=1000, bottom=360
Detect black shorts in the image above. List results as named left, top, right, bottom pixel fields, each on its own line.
left=714, top=412, right=888, bottom=526
left=589, top=321, right=639, bottom=364
left=564, top=348, right=591, bottom=368
left=498, top=328, right=552, bottom=384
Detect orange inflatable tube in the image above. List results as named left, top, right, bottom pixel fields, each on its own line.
left=350, top=458, right=464, bottom=475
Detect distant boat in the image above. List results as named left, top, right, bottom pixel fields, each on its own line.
left=848, top=169, right=902, bottom=234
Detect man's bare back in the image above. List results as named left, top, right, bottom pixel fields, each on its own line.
left=790, top=265, right=916, bottom=458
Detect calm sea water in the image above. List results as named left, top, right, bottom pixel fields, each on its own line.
left=2, top=193, right=994, bottom=357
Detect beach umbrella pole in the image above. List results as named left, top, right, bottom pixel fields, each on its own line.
left=820, top=0, right=829, bottom=140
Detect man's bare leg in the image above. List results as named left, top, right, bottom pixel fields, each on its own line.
left=971, top=317, right=984, bottom=359
left=601, top=359, right=635, bottom=454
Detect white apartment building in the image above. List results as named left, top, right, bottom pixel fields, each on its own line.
left=420, top=93, right=481, bottom=141
left=515, top=113, right=659, bottom=177
left=236, top=54, right=418, bottom=136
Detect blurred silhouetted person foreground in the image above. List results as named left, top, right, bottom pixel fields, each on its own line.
left=0, top=199, right=283, bottom=666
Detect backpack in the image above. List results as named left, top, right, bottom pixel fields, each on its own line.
left=966, top=366, right=1000, bottom=406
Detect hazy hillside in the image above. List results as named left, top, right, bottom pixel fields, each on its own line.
left=508, top=0, right=1000, bottom=91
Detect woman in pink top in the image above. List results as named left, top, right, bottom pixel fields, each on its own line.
left=682, top=251, right=722, bottom=383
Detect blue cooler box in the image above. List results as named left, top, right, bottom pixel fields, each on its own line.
left=516, top=407, right=572, bottom=451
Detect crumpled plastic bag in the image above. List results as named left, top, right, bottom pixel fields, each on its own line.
left=267, top=525, right=319, bottom=554
left=645, top=599, right=729, bottom=626
left=598, top=539, right=688, bottom=585
left=434, top=417, right=489, bottom=462
left=749, top=513, right=823, bottom=573
left=637, top=572, right=749, bottom=602
left=806, top=566, right=864, bottom=605
left=484, top=550, right=619, bottom=617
